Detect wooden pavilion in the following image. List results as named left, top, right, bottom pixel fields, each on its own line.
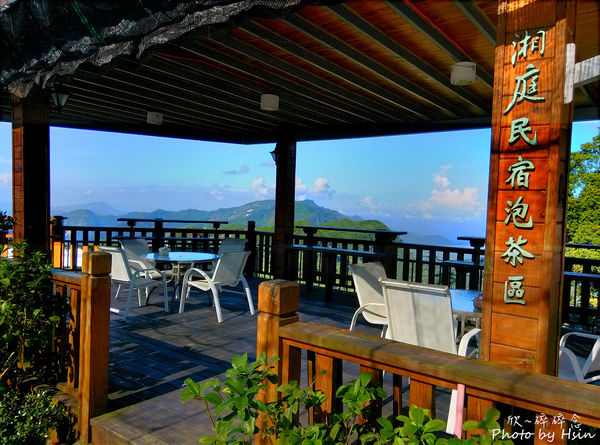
left=1, top=0, right=599, bottom=442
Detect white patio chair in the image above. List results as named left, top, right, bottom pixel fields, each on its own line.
left=180, top=251, right=255, bottom=323
left=559, top=331, right=600, bottom=384
left=379, top=278, right=480, bottom=435
left=119, top=238, right=173, bottom=282
left=98, top=245, right=168, bottom=320
left=209, top=237, right=248, bottom=269
left=348, top=262, right=388, bottom=337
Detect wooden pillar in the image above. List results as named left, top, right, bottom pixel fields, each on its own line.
left=79, top=251, right=111, bottom=443
left=272, top=132, right=296, bottom=279
left=11, top=94, right=50, bottom=253
left=244, top=220, right=257, bottom=278
left=255, top=280, right=299, bottom=444
left=481, top=0, right=576, bottom=375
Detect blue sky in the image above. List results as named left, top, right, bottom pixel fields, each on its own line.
left=0, top=120, right=598, bottom=240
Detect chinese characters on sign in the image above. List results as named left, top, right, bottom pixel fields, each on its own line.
left=501, top=29, right=547, bottom=305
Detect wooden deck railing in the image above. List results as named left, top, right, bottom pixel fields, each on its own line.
left=256, top=281, right=600, bottom=444
left=51, top=252, right=111, bottom=443
left=50, top=217, right=599, bottom=329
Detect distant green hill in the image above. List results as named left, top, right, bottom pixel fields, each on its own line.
left=53, top=200, right=365, bottom=229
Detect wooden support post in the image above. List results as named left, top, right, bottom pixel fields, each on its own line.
left=51, top=216, right=66, bottom=268
left=313, top=354, right=342, bottom=424
left=244, top=220, right=256, bottom=278
left=358, top=365, right=383, bottom=424
left=11, top=94, right=50, bottom=253
left=302, top=227, right=317, bottom=291
left=481, top=0, right=576, bottom=373
left=255, top=280, right=299, bottom=444
left=272, top=133, right=296, bottom=279
left=409, top=379, right=435, bottom=419
left=392, top=374, right=403, bottom=419
left=374, top=232, right=398, bottom=279
left=78, top=252, right=111, bottom=443
left=151, top=219, right=165, bottom=252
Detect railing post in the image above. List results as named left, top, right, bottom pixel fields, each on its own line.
left=151, top=219, right=164, bottom=252
left=256, top=280, right=299, bottom=444
left=244, top=221, right=256, bottom=278
left=302, top=227, right=318, bottom=291
left=51, top=216, right=66, bottom=268
left=78, top=252, right=111, bottom=443
left=374, top=232, right=398, bottom=279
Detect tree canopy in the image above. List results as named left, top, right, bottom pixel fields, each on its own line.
left=567, top=134, right=600, bottom=253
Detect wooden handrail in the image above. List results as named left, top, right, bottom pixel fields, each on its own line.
left=256, top=280, right=600, bottom=444
left=278, top=322, right=600, bottom=426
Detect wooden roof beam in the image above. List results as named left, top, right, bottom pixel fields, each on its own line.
left=325, top=3, right=490, bottom=114
left=283, top=14, right=464, bottom=118
left=384, top=0, right=494, bottom=88
left=146, top=55, right=349, bottom=127
left=240, top=22, right=441, bottom=121
left=451, top=0, right=496, bottom=46
left=204, top=35, right=406, bottom=123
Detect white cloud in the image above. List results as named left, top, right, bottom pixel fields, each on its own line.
left=224, top=164, right=250, bottom=175
left=251, top=177, right=274, bottom=199
left=311, top=177, right=331, bottom=195
left=210, top=189, right=224, bottom=201
left=408, top=165, right=484, bottom=221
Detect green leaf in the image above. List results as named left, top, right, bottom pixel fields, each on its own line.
left=203, top=392, right=222, bottom=405
left=359, top=372, right=372, bottom=386
left=410, top=405, right=425, bottom=426
left=423, top=419, right=445, bottom=433
left=462, top=420, right=480, bottom=431
left=231, top=353, right=248, bottom=371
left=483, top=407, right=500, bottom=423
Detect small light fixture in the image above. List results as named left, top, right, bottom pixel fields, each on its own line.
left=147, top=111, right=163, bottom=125
left=260, top=93, right=279, bottom=111
left=270, top=148, right=278, bottom=164
left=450, top=62, right=476, bottom=86
left=50, top=83, right=70, bottom=113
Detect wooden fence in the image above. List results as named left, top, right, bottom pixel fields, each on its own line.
left=51, top=252, right=111, bottom=443
left=50, top=217, right=599, bottom=330
left=256, top=280, right=600, bottom=444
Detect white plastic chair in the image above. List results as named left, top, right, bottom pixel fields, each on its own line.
left=98, top=245, right=169, bottom=320
left=119, top=238, right=173, bottom=282
left=180, top=251, right=255, bottom=323
left=210, top=238, right=247, bottom=269
left=348, top=262, right=388, bottom=337
left=379, top=278, right=480, bottom=435
left=559, top=331, right=600, bottom=383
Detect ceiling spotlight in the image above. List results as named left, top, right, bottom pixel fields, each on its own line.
left=261, top=94, right=279, bottom=111
left=450, top=62, right=476, bottom=86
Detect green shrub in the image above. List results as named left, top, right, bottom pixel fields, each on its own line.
left=0, top=389, right=72, bottom=445
left=182, top=353, right=514, bottom=444
left=0, top=242, right=67, bottom=390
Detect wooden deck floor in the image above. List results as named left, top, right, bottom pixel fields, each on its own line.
left=91, top=278, right=451, bottom=444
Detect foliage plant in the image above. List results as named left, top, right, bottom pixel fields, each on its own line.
left=0, top=388, right=72, bottom=445
left=0, top=242, right=66, bottom=390
left=0, top=211, right=16, bottom=232
left=182, top=353, right=514, bottom=445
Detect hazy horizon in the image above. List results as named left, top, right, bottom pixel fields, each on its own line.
left=0, top=120, right=598, bottom=243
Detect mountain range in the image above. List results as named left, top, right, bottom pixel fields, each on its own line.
left=51, top=200, right=361, bottom=229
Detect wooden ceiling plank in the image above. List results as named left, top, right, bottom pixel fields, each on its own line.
left=384, top=0, right=494, bottom=88
left=241, top=22, right=439, bottom=120
left=202, top=36, right=398, bottom=123
left=66, top=82, right=254, bottom=133
left=283, top=14, right=462, bottom=118
left=186, top=42, right=384, bottom=124
left=144, top=56, right=343, bottom=127
left=325, top=3, right=490, bottom=113
left=71, top=74, right=273, bottom=132
left=452, top=0, right=496, bottom=46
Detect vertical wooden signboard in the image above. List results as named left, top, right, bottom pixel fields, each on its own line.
left=481, top=0, right=576, bottom=374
